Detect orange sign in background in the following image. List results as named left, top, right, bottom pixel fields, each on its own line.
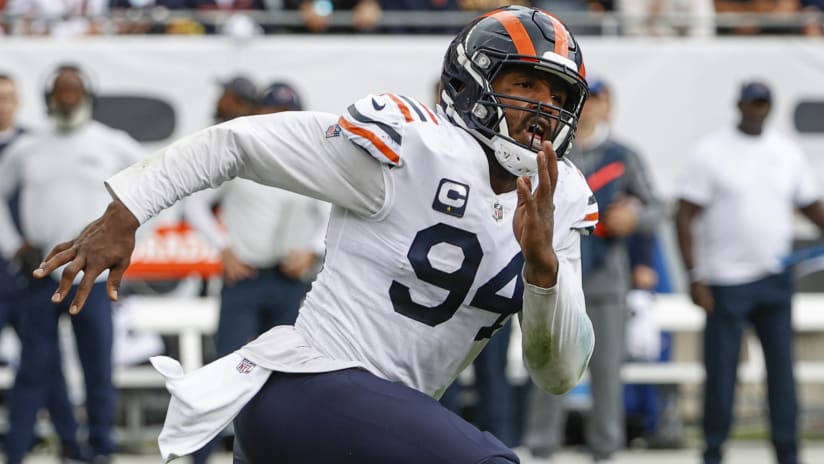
left=124, top=222, right=221, bottom=280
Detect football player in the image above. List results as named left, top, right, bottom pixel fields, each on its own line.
left=35, top=6, right=597, bottom=464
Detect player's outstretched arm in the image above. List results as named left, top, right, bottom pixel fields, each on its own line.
left=516, top=143, right=594, bottom=394
left=34, top=199, right=139, bottom=314
left=34, top=112, right=389, bottom=314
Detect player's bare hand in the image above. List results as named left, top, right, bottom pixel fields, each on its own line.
left=689, top=281, right=714, bottom=313
left=221, top=248, right=257, bottom=285
left=34, top=200, right=138, bottom=314
left=514, top=141, right=558, bottom=288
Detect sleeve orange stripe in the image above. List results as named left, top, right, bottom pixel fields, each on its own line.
left=583, top=212, right=599, bottom=222
left=546, top=15, right=569, bottom=58
left=338, top=117, right=400, bottom=164
left=488, top=11, right=536, bottom=57
left=422, top=103, right=439, bottom=125
left=386, top=93, right=414, bottom=122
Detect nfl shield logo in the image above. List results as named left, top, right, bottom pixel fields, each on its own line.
left=492, top=201, right=504, bottom=222
left=236, top=358, right=256, bottom=374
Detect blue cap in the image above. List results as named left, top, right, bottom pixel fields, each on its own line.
left=740, top=81, right=771, bottom=103
left=587, top=77, right=608, bottom=96
left=259, top=82, right=303, bottom=111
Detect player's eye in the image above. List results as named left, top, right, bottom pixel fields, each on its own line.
left=551, top=92, right=567, bottom=106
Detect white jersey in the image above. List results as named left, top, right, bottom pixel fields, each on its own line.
left=106, top=94, right=596, bottom=460
left=301, top=93, right=596, bottom=396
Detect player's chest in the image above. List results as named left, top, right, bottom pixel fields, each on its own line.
left=376, top=166, right=525, bottom=322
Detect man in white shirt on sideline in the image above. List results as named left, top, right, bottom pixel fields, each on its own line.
left=0, top=64, right=144, bottom=464
left=184, top=80, right=329, bottom=464
left=676, top=81, right=824, bottom=464
left=34, top=7, right=597, bottom=463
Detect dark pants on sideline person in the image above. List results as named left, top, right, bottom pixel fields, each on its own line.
left=703, top=272, right=798, bottom=464
left=441, top=319, right=516, bottom=447
left=232, top=368, right=519, bottom=464
left=6, top=280, right=114, bottom=462
left=192, top=266, right=310, bottom=464
left=1, top=271, right=85, bottom=462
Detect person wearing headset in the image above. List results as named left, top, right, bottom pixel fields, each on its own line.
left=0, top=63, right=145, bottom=464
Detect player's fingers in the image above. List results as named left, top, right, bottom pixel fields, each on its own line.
left=35, top=243, right=77, bottom=279
left=516, top=176, right=533, bottom=207
left=42, top=241, right=73, bottom=264
left=69, top=271, right=97, bottom=315
left=535, top=150, right=550, bottom=199
left=547, top=147, right=558, bottom=193
left=53, top=253, right=85, bottom=304
left=540, top=140, right=558, bottom=194
left=106, top=259, right=130, bottom=302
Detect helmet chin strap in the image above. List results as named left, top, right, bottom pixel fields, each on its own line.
left=491, top=136, right=537, bottom=177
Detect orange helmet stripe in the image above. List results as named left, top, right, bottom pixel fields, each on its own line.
left=487, top=11, right=537, bottom=57
left=545, top=14, right=569, bottom=58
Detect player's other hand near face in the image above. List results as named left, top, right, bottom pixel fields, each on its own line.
left=514, top=141, right=558, bottom=289
left=34, top=199, right=138, bottom=314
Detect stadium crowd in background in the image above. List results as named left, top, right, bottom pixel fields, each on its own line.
left=1, top=0, right=823, bottom=35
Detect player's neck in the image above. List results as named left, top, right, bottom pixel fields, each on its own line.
left=485, top=152, right=518, bottom=194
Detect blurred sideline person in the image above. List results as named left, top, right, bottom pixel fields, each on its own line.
left=185, top=81, right=329, bottom=464
left=523, top=77, right=663, bottom=463
left=0, top=64, right=145, bottom=464
left=676, top=81, right=824, bottom=464
left=0, top=72, right=90, bottom=464
left=214, top=75, right=259, bottom=123
left=35, top=7, right=598, bottom=463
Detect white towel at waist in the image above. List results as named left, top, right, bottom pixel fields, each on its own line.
left=152, top=325, right=367, bottom=462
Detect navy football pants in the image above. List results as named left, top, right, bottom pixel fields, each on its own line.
left=233, top=368, right=519, bottom=464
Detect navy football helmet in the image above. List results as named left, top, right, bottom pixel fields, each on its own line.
left=440, top=5, right=588, bottom=175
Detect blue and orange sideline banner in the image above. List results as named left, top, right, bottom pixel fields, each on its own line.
left=124, top=222, right=221, bottom=280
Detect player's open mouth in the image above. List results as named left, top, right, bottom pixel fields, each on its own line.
left=527, top=123, right=545, bottom=149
